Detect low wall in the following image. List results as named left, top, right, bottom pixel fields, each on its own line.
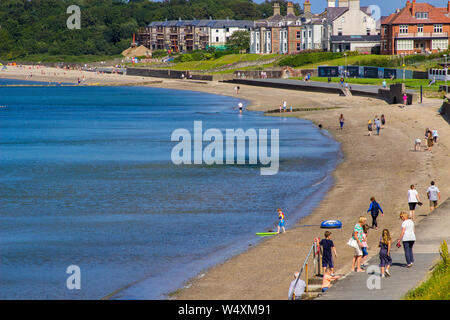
left=126, top=68, right=233, bottom=81
left=440, top=101, right=450, bottom=122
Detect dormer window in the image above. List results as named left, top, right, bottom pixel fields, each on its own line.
left=415, top=12, right=428, bottom=19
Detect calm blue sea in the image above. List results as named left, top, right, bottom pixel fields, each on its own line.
left=0, top=79, right=340, bottom=299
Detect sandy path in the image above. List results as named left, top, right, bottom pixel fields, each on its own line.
left=1, top=68, right=449, bottom=300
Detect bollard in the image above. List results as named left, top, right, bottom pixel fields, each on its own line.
left=305, top=263, right=309, bottom=292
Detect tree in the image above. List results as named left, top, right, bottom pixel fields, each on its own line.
left=226, top=30, right=250, bottom=52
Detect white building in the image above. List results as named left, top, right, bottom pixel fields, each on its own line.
left=209, top=20, right=253, bottom=49
left=301, top=19, right=326, bottom=50
left=323, top=0, right=380, bottom=52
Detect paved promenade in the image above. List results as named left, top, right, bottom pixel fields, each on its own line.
left=318, top=198, right=450, bottom=300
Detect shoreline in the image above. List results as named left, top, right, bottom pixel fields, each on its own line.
left=1, top=68, right=449, bottom=300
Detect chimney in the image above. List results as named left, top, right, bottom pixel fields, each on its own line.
left=411, top=0, right=416, bottom=16
left=304, top=0, right=311, bottom=14
left=348, top=0, right=360, bottom=11
left=287, top=2, right=295, bottom=15
left=339, top=0, right=349, bottom=7
left=273, top=2, right=281, bottom=16
left=327, top=0, right=336, bottom=8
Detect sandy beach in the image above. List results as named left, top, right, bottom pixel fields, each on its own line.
left=1, top=66, right=449, bottom=300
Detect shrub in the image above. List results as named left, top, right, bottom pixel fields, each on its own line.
left=277, top=51, right=358, bottom=67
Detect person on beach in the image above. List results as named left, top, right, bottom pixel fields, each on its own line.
left=396, top=212, right=416, bottom=268
left=288, top=272, right=306, bottom=300
left=283, top=101, right=287, bottom=113
left=361, top=224, right=370, bottom=269
left=414, top=138, right=422, bottom=151
left=238, top=102, right=244, bottom=114
left=320, top=231, right=338, bottom=276
left=234, top=86, right=240, bottom=95
left=432, top=129, right=439, bottom=143
left=382, top=80, right=387, bottom=89
left=375, top=117, right=381, bottom=135
left=351, top=216, right=367, bottom=272
left=339, top=114, right=345, bottom=130
left=277, top=208, right=286, bottom=234
left=340, top=77, right=344, bottom=87
left=368, top=120, right=373, bottom=136
left=381, top=114, right=386, bottom=128
left=407, top=185, right=422, bottom=220
left=403, top=93, right=408, bottom=106
left=321, top=268, right=341, bottom=293
left=379, top=229, right=392, bottom=277
left=367, top=197, right=384, bottom=230
left=426, top=130, right=434, bottom=151
left=427, top=181, right=441, bottom=213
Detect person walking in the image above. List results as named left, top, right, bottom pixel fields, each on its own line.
left=379, top=229, right=393, bottom=277
left=407, top=185, right=421, bottom=220
left=350, top=216, right=367, bottom=273
left=381, top=114, right=386, bottom=128
left=432, top=129, right=439, bottom=143
left=426, top=130, right=434, bottom=151
left=427, top=181, right=441, bottom=213
left=368, top=120, right=373, bottom=136
left=403, top=93, right=408, bottom=106
left=375, top=118, right=381, bottom=135
left=367, top=197, right=384, bottom=230
left=320, top=231, right=338, bottom=276
left=361, top=224, right=370, bottom=269
left=339, top=114, right=345, bottom=130
left=396, top=212, right=416, bottom=268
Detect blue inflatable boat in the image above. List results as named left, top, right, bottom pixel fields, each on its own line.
left=320, top=220, right=343, bottom=229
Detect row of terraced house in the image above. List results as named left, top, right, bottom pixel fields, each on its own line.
left=137, top=0, right=450, bottom=56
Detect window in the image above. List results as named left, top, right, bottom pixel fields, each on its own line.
left=297, top=31, right=301, bottom=39
left=226, top=28, right=230, bottom=32
left=399, top=25, right=408, bottom=34
left=396, top=39, right=413, bottom=50
left=338, top=28, right=342, bottom=36
left=432, top=39, right=449, bottom=50
left=417, top=24, right=423, bottom=33
left=308, top=30, right=312, bottom=38
left=216, top=37, right=219, bottom=42
left=415, top=12, right=428, bottom=19
left=367, top=28, right=371, bottom=36
left=303, top=30, right=306, bottom=38
left=434, top=24, right=443, bottom=33
left=297, top=42, right=301, bottom=51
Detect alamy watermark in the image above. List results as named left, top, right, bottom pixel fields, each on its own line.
left=66, top=265, right=81, bottom=290
left=366, top=265, right=382, bottom=290
left=171, top=121, right=279, bottom=176
left=67, top=5, right=81, bottom=30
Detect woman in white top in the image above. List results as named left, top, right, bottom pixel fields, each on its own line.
left=407, top=185, right=421, bottom=220
left=396, top=212, right=416, bottom=268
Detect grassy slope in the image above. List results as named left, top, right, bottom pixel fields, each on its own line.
left=165, top=54, right=280, bottom=71
left=405, top=241, right=450, bottom=300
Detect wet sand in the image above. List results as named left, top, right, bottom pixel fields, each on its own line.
left=2, top=66, right=449, bottom=300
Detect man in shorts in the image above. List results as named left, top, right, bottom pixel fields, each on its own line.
left=427, top=181, right=441, bottom=213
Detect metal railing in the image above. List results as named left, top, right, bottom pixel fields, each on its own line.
left=290, top=239, right=321, bottom=300
left=396, top=32, right=448, bottom=38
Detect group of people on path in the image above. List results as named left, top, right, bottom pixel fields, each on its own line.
left=367, top=114, right=385, bottom=136
left=416, top=128, right=439, bottom=152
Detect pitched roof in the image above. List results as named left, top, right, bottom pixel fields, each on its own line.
left=382, top=2, right=450, bottom=25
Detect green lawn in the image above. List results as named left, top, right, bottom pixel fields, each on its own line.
left=405, top=241, right=450, bottom=300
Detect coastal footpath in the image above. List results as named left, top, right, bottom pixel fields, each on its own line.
left=318, top=198, right=450, bottom=300
left=1, top=66, right=449, bottom=300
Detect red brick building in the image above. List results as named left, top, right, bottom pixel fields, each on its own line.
left=381, top=0, right=450, bottom=55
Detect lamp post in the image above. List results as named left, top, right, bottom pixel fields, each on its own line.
left=344, top=53, right=347, bottom=78
left=444, top=54, right=448, bottom=96
left=401, top=53, right=405, bottom=83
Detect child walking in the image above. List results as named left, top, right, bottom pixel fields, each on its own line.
left=277, top=208, right=286, bottom=234
left=379, top=229, right=392, bottom=278
left=320, top=231, right=338, bottom=276
left=361, top=224, right=370, bottom=269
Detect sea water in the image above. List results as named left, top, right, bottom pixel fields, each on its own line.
left=0, top=82, right=340, bottom=299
